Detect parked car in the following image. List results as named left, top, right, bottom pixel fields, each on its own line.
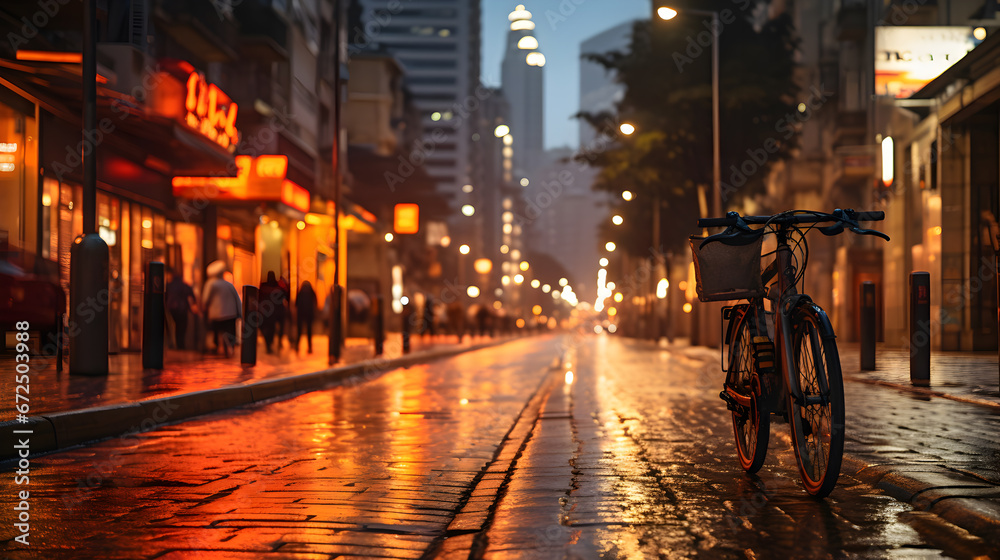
left=0, top=258, right=64, bottom=353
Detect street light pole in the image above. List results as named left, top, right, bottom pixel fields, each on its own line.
left=658, top=7, right=721, bottom=217
left=710, top=10, right=721, bottom=219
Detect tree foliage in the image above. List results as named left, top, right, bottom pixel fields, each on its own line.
left=577, top=2, right=800, bottom=256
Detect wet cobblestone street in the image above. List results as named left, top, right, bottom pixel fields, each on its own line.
left=2, top=334, right=999, bottom=559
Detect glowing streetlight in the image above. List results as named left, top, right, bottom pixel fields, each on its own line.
left=467, top=286, right=480, bottom=298
left=619, top=122, right=635, bottom=135
left=605, top=241, right=616, bottom=252
left=473, top=258, right=492, bottom=274
left=559, top=278, right=568, bottom=287
left=622, top=190, right=633, bottom=201
left=461, top=204, right=475, bottom=216
left=519, top=261, right=529, bottom=271
left=494, top=124, right=510, bottom=137
left=599, top=257, right=609, bottom=267
left=530, top=279, right=540, bottom=288
left=459, top=244, right=470, bottom=255
left=384, top=233, right=394, bottom=242
left=612, top=215, right=623, bottom=225
left=657, top=6, right=678, bottom=20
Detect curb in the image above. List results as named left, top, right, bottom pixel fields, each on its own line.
left=842, top=454, right=1000, bottom=545
left=0, top=337, right=521, bottom=463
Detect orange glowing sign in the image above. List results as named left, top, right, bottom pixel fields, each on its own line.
left=185, top=72, right=239, bottom=152
left=281, top=180, right=310, bottom=213
left=173, top=155, right=308, bottom=212
left=16, top=50, right=82, bottom=63
left=394, top=203, right=419, bottom=234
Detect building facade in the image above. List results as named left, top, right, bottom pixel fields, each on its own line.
left=0, top=0, right=379, bottom=352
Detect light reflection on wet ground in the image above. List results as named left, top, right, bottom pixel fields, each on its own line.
left=0, top=336, right=561, bottom=559
left=480, top=335, right=998, bottom=559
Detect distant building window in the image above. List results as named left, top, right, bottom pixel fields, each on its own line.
left=381, top=42, right=457, bottom=52
left=408, top=76, right=457, bottom=86
left=402, top=59, right=458, bottom=70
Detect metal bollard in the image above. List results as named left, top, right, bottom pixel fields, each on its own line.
left=401, top=302, right=412, bottom=354
left=142, top=261, right=165, bottom=370
left=860, top=281, right=876, bottom=370
left=328, top=284, right=342, bottom=364
left=374, top=295, right=385, bottom=357
left=69, top=233, right=109, bottom=376
left=910, top=272, right=931, bottom=386
left=241, top=285, right=259, bottom=367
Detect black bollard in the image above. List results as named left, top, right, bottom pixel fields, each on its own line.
left=241, top=285, right=259, bottom=367
left=69, top=233, right=109, bottom=375
left=374, top=295, right=385, bottom=357
left=328, top=284, right=342, bottom=364
left=910, top=272, right=931, bottom=386
left=142, top=262, right=165, bottom=369
left=401, top=302, right=412, bottom=353
left=860, top=282, right=876, bottom=371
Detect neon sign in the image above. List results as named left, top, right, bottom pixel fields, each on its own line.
left=184, top=72, right=239, bottom=152
left=173, top=155, right=310, bottom=213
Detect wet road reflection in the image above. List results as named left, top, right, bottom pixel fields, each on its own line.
left=480, top=335, right=997, bottom=559
left=0, top=336, right=561, bottom=559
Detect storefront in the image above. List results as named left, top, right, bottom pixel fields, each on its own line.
left=883, top=31, right=1000, bottom=351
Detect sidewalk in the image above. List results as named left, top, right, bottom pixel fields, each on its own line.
left=0, top=332, right=517, bottom=461
left=839, top=342, right=1000, bottom=409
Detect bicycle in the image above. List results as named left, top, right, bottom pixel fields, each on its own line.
left=690, top=209, right=888, bottom=497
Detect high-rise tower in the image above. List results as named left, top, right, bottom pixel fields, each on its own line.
left=500, top=4, right=545, bottom=180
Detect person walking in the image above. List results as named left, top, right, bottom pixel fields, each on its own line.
left=295, top=280, right=317, bottom=353
left=201, top=260, right=242, bottom=358
left=259, top=271, right=286, bottom=353
left=165, top=269, right=198, bottom=350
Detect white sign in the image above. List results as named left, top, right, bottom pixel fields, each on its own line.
left=875, top=26, right=976, bottom=98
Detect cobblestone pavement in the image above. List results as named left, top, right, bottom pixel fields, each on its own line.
left=462, top=336, right=1000, bottom=559
left=3, top=333, right=999, bottom=559
left=0, top=335, right=564, bottom=559
left=0, top=333, right=478, bottom=417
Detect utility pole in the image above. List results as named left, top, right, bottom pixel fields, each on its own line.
left=69, top=0, right=109, bottom=375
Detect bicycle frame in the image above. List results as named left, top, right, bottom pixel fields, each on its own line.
left=723, top=224, right=815, bottom=417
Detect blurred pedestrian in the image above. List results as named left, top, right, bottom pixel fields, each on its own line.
left=201, top=260, right=241, bottom=357
left=259, top=271, right=287, bottom=354
left=295, top=280, right=317, bottom=353
left=278, top=275, right=292, bottom=349
left=422, top=295, right=436, bottom=338
left=165, top=268, right=198, bottom=350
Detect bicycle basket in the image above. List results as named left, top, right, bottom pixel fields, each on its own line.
left=689, top=235, right=765, bottom=302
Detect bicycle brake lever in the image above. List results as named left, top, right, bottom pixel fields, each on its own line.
left=849, top=227, right=890, bottom=241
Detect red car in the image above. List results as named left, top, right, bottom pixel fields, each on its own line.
left=0, top=258, right=65, bottom=353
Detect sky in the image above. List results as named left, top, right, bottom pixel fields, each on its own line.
left=481, top=1, right=652, bottom=151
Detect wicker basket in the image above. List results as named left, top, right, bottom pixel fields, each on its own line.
left=689, top=235, right=765, bottom=302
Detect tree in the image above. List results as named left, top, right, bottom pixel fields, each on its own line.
left=577, top=2, right=800, bottom=256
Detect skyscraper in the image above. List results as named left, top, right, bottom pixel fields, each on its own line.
left=355, top=1, right=482, bottom=238
left=500, top=4, right=545, bottom=181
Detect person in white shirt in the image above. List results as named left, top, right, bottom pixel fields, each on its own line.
left=201, top=260, right=242, bottom=357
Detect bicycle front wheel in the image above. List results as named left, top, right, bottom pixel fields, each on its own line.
left=729, top=305, right=769, bottom=474
left=787, top=303, right=844, bottom=498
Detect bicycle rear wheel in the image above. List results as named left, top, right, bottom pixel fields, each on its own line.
left=787, top=303, right=844, bottom=498
left=728, top=306, right=769, bottom=473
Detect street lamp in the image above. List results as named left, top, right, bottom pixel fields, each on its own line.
left=619, top=122, right=636, bottom=135
left=658, top=5, right=721, bottom=220
left=622, top=190, right=634, bottom=201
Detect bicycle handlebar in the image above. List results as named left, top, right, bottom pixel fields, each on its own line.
left=697, top=209, right=883, bottom=228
